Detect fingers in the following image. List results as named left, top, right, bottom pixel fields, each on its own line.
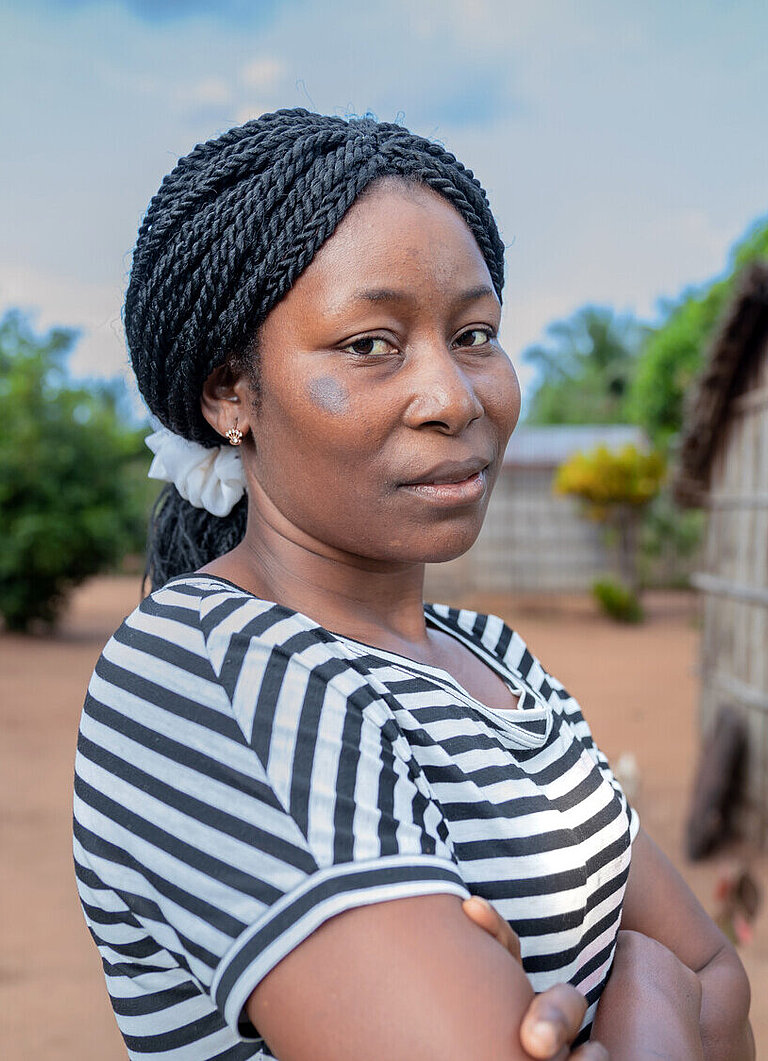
left=519, top=983, right=588, bottom=1060
left=461, top=898, right=603, bottom=1060
left=461, top=896, right=521, bottom=962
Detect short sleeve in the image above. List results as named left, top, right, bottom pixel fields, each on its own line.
left=209, top=619, right=470, bottom=1031
left=74, top=594, right=468, bottom=1045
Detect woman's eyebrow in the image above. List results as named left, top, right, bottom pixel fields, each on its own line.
left=352, top=283, right=497, bottom=305
left=455, top=283, right=497, bottom=304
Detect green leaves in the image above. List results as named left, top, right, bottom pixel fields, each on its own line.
left=628, top=215, right=768, bottom=446
left=554, top=443, right=665, bottom=519
left=523, top=216, right=768, bottom=449
left=524, top=306, right=648, bottom=426
left=627, top=279, right=730, bottom=445
left=0, top=311, right=152, bottom=631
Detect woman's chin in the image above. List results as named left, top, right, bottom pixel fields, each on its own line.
left=384, top=525, right=484, bottom=566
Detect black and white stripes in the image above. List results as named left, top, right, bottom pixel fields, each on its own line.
left=74, top=575, right=637, bottom=1058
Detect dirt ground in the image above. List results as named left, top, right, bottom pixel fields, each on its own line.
left=1, top=577, right=766, bottom=1058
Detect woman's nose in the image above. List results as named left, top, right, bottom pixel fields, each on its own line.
left=401, top=344, right=484, bottom=435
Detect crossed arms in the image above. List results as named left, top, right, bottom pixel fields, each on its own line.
left=247, top=829, right=753, bottom=1060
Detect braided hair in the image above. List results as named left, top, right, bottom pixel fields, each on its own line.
left=126, top=108, right=505, bottom=588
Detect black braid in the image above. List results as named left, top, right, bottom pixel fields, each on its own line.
left=144, top=486, right=248, bottom=591
left=126, top=108, right=505, bottom=589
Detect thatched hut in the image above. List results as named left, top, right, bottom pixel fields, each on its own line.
left=675, top=262, right=768, bottom=846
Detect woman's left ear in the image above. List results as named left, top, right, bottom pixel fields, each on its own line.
left=201, top=364, right=252, bottom=443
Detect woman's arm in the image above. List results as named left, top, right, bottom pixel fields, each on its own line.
left=591, top=929, right=705, bottom=1059
left=247, top=893, right=606, bottom=1061
left=620, top=828, right=754, bottom=1061
left=463, top=895, right=709, bottom=1061
left=462, top=896, right=607, bottom=1059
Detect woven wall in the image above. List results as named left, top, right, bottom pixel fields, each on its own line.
left=425, top=466, right=617, bottom=600
left=696, top=334, right=768, bottom=845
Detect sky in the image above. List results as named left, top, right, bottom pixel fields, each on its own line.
left=2, top=0, right=767, bottom=409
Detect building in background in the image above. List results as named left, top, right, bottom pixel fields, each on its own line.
left=676, top=262, right=768, bottom=847
left=426, top=424, right=646, bottom=599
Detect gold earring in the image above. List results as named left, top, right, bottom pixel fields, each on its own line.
left=226, top=424, right=243, bottom=446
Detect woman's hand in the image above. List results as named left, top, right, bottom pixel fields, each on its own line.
left=591, top=929, right=704, bottom=1060
left=462, top=896, right=608, bottom=1060
left=621, top=830, right=754, bottom=1060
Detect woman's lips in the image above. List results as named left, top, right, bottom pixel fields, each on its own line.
left=398, top=469, right=488, bottom=505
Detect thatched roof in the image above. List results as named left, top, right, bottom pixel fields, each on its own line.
left=675, top=261, right=768, bottom=506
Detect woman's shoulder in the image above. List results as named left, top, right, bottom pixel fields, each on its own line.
left=85, top=573, right=380, bottom=751
left=104, top=572, right=381, bottom=702
left=99, top=572, right=261, bottom=657
left=426, top=601, right=522, bottom=660
left=124, top=572, right=313, bottom=636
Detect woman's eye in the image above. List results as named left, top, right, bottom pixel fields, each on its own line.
left=455, top=327, right=493, bottom=348
left=345, top=337, right=394, bottom=356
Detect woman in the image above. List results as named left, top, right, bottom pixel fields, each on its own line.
left=74, top=109, right=752, bottom=1060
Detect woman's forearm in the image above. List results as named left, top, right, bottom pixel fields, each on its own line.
left=619, top=829, right=755, bottom=1060
left=697, top=943, right=755, bottom=1061
left=463, top=890, right=754, bottom=1060
left=591, top=930, right=704, bottom=1060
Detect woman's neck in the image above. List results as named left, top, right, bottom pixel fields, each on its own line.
left=200, top=502, right=433, bottom=654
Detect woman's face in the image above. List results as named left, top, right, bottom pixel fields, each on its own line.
left=238, top=179, right=520, bottom=565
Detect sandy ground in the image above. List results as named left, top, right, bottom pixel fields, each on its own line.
left=1, top=577, right=766, bottom=1058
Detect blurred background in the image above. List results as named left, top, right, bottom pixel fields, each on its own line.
left=1, top=0, right=767, bottom=1056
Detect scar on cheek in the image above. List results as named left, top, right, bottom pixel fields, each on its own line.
left=307, top=376, right=350, bottom=414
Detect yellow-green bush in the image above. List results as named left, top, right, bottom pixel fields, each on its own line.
left=554, top=444, right=665, bottom=519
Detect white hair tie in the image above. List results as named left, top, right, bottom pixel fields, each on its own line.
left=145, top=428, right=246, bottom=517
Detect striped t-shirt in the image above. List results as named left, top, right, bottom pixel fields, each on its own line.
left=74, top=574, right=638, bottom=1059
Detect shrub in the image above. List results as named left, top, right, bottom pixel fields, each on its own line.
left=554, top=444, right=665, bottom=518
left=0, top=311, right=152, bottom=631
left=639, top=487, right=706, bottom=588
left=555, top=443, right=665, bottom=595
left=592, top=578, right=643, bottom=624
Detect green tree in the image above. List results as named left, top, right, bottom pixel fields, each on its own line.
left=0, top=310, right=152, bottom=631
left=629, top=216, right=768, bottom=446
left=524, top=306, right=648, bottom=425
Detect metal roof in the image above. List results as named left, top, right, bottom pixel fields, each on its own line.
left=503, top=424, right=647, bottom=467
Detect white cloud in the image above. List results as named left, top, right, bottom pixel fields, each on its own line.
left=393, top=0, right=532, bottom=49
left=648, top=209, right=732, bottom=269
left=174, top=76, right=232, bottom=107
left=240, top=56, right=284, bottom=90
left=3, top=0, right=766, bottom=412
left=0, top=264, right=131, bottom=381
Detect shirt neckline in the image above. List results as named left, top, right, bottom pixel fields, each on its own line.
left=167, top=572, right=552, bottom=739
